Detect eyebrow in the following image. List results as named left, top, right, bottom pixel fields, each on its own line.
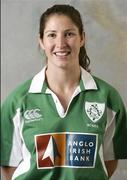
left=45, top=30, right=56, bottom=34
left=45, top=29, right=77, bottom=34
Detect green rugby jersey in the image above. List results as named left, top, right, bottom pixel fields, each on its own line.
left=1, top=67, right=127, bottom=180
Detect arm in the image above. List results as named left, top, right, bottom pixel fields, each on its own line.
left=105, top=160, right=118, bottom=178
left=1, top=166, right=17, bottom=180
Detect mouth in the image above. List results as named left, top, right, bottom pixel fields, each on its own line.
left=53, top=51, right=71, bottom=57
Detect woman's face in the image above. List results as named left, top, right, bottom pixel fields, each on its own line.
left=39, top=14, right=84, bottom=69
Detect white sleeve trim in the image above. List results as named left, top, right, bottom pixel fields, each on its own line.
left=10, top=108, right=31, bottom=179
left=103, top=108, right=116, bottom=160
left=9, top=108, right=23, bottom=166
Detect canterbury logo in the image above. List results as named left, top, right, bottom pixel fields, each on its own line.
left=24, top=109, right=42, bottom=120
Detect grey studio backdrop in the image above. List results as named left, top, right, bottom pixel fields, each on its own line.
left=1, top=0, right=127, bottom=180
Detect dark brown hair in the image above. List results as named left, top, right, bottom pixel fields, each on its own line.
left=39, top=4, right=90, bottom=71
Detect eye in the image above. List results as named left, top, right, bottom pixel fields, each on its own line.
left=65, top=32, right=75, bottom=37
left=47, top=33, right=56, bottom=38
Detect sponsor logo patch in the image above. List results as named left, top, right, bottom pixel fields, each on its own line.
left=24, top=108, right=42, bottom=123
left=35, top=132, right=98, bottom=169
left=85, top=102, right=105, bottom=123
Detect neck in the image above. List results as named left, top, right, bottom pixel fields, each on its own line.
left=45, top=65, right=81, bottom=93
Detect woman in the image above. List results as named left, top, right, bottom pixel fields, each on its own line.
left=1, top=4, right=127, bottom=180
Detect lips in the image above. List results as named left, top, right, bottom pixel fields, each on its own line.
left=53, top=51, right=71, bottom=57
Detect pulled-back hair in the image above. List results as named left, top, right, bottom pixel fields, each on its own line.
left=39, top=4, right=90, bottom=71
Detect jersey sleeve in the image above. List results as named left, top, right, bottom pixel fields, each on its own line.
left=103, top=89, right=127, bottom=161
left=1, top=94, right=23, bottom=167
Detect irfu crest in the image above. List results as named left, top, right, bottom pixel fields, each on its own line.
left=85, top=102, right=105, bottom=123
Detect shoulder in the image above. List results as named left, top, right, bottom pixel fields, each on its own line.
left=93, top=75, right=119, bottom=95
left=93, top=76, right=126, bottom=111
left=2, top=78, right=32, bottom=109
left=93, top=76, right=115, bottom=90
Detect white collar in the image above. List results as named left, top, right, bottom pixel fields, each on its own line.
left=80, top=67, right=97, bottom=90
left=29, top=66, right=97, bottom=93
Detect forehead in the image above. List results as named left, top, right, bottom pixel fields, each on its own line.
left=44, top=14, right=78, bottom=30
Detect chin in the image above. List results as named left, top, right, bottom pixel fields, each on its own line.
left=53, top=62, right=70, bottom=69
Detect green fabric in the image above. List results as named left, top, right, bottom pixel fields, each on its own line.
left=1, top=75, right=127, bottom=180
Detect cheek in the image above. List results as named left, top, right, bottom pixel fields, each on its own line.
left=71, top=41, right=81, bottom=51
left=43, top=43, right=53, bottom=52
left=43, top=44, right=55, bottom=57
left=69, top=37, right=82, bottom=48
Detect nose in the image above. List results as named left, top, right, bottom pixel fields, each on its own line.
left=56, top=34, right=66, bottom=48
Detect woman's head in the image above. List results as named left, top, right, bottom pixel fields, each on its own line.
left=39, top=4, right=90, bottom=71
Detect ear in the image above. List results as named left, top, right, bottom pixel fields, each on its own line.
left=80, top=32, right=85, bottom=47
left=38, top=34, right=45, bottom=50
